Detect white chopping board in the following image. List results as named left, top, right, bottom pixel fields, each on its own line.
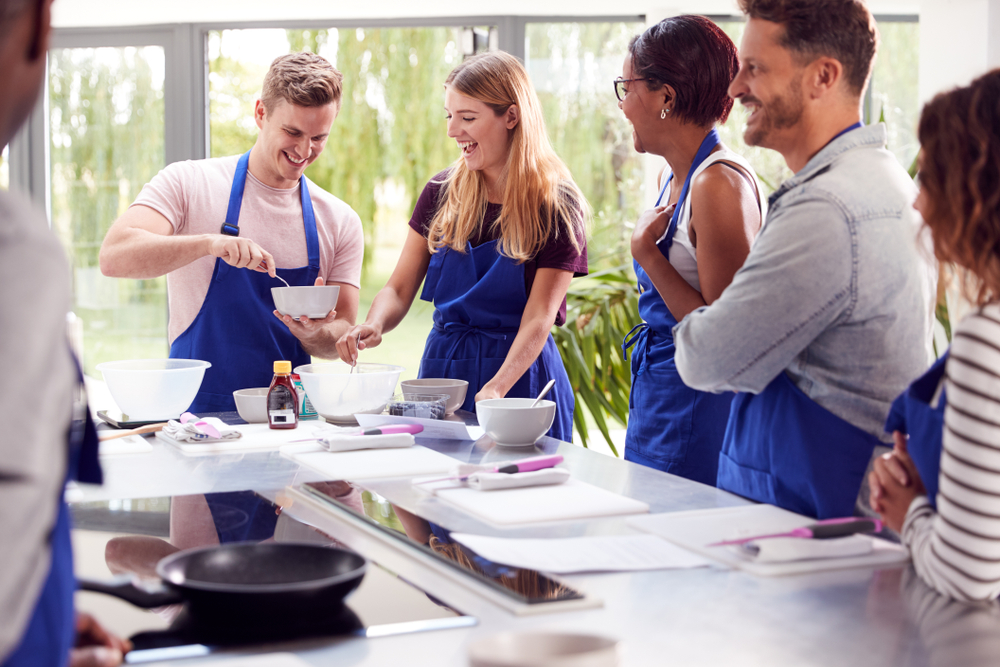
left=627, top=504, right=909, bottom=577
left=281, top=443, right=457, bottom=480
left=155, top=422, right=308, bottom=454
left=433, top=478, right=649, bottom=526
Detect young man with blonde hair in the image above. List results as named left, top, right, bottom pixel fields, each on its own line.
left=101, top=52, right=363, bottom=411
left=674, top=0, right=936, bottom=518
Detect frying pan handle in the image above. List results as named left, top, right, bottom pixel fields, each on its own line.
left=78, top=576, right=185, bottom=608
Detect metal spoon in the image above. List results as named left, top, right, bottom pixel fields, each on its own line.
left=530, top=379, right=557, bottom=407
left=274, top=273, right=290, bottom=288
left=350, top=332, right=361, bottom=375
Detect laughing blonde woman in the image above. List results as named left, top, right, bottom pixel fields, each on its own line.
left=336, top=52, right=588, bottom=441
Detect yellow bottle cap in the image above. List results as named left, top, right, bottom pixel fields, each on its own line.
left=274, top=360, right=292, bottom=374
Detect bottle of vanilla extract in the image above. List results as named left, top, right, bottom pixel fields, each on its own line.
left=267, top=361, right=298, bottom=429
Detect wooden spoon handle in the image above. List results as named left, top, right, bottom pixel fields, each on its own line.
left=97, top=423, right=167, bottom=441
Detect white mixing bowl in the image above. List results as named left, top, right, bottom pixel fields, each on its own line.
left=476, top=398, right=556, bottom=447
left=271, top=285, right=340, bottom=320
left=96, top=359, right=211, bottom=421
left=294, top=362, right=403, bottom=423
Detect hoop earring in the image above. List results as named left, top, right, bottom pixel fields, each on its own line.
left=661, top=109, right=668, bottom=119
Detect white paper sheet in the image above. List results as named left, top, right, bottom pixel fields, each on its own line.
left=281, top=442, right=457, bottom=480
left=450, top=533, right=710, bottom=573
left=355, top=413, right=484, bottom=441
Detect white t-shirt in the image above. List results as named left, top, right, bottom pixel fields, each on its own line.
left=656, top=148, right=767, bottom=293
left=132, top=155, right=365, bottom=344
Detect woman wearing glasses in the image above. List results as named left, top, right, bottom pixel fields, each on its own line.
left=335, top=52, right=587, bottom=441
left=618, top=16, right=765, bottom=483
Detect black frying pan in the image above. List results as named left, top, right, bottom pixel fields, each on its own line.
left=81, top=542, right=366, bottom=622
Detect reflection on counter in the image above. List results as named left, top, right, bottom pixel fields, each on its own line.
left=903, top=567, right=1000, bottom=667
left=303, top=481, right=584, bottom=606
left=70, top=490, right=474, bottom=661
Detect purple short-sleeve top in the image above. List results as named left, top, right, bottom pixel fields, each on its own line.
left=408, top=171, right=588, bottom=327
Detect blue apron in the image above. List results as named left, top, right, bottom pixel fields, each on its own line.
left=4, top=364, right=101, bottom=667
left=621, top=130, right=733, bottom=485
left=716, top=122, right=881, bottom=519
left=884, top=353, right=948, bottom=509
left=418, top=239, right=574, bottom=442
left=170, top=151, right=320, bottom=413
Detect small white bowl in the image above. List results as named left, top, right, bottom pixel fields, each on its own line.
left=468, top=631, right=620, bottom=667
left=476, top=398, right=556, bottom=447
left=400, top=378, right=469, bottom=414
left=271, top=285, right=340, bottom=320
left=233, top=387, right=269, bottom=423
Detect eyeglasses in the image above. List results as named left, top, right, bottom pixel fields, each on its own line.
left=614, top=77, right=651, bottom=102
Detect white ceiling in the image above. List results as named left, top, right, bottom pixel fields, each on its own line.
left=52, top=0, right=921, bottom=28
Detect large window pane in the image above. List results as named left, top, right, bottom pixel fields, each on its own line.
left=869, top=20, right=920, bottom=171
left=715, top=20, right=794, bottom=193
left=49, top=46, right=166, bottom=375
left=716, top=17, right=919, bottom=191
left=526, top=21, right=645, bottom=269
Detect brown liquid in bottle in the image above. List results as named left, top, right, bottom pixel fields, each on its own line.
left=268, top=360, right=298, bottom=429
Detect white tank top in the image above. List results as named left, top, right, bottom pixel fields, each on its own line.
left=655, top=148, right=768, bottom=293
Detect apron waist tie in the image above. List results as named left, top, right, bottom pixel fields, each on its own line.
left=432, top=322, right=519, bottom=397
left=621, top=322, right=648, bottom=361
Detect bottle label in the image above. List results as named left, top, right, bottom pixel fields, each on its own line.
left=269, top=409, right=296, bottom=425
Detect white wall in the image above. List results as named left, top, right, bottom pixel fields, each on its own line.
left=919, top=0, right=1000, bottom=102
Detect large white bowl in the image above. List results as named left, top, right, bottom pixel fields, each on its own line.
left=271, top=285, right=340, bottom=320
left=233, top=387, right=269, bottom=423
left=476, top=398, right=556, bottom=447
left=400, top=378, right=469, bottom=415
left=295, top=362, right=403, bottom=423
left=96, top=359, right=211, bottom=421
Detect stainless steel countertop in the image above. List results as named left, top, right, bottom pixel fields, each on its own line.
left=74, top=418, right=999, bottom=666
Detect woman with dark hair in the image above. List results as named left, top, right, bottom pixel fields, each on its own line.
left=618, top=15, right=765, bottom=483
left=870, top=69, right=1000, bottom=602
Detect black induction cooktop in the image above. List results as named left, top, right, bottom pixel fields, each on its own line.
left=70, top=490, right=476, bottom=664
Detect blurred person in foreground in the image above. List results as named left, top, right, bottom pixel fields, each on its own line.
left=871, top=69, right=1000, bottom=603
left=673, top=0, right=936, bottom=519
left=0, top=0, right=127, bottom=665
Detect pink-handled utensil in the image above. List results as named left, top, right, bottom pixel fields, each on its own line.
left=416, top=454, right=564, bottom=485
left=289, top=424, right=424, bottom=442
left=707, top=517, right=883, bottom=547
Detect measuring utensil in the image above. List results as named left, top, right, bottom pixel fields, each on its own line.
left=707, top=517, right=883, bottom=547
left=416, top=454, right=564, bottom=486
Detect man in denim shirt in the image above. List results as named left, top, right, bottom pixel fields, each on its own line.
left=674, top=0, right=935, bottom=518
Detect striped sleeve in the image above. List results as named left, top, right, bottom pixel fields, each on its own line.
left=901, top=304, right=1000, bottom=602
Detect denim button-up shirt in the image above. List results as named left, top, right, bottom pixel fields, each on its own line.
left=674, top=123, right=936, bottom=441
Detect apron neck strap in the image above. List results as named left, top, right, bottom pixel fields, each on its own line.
left=658, top=128, right=721, bottom=253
